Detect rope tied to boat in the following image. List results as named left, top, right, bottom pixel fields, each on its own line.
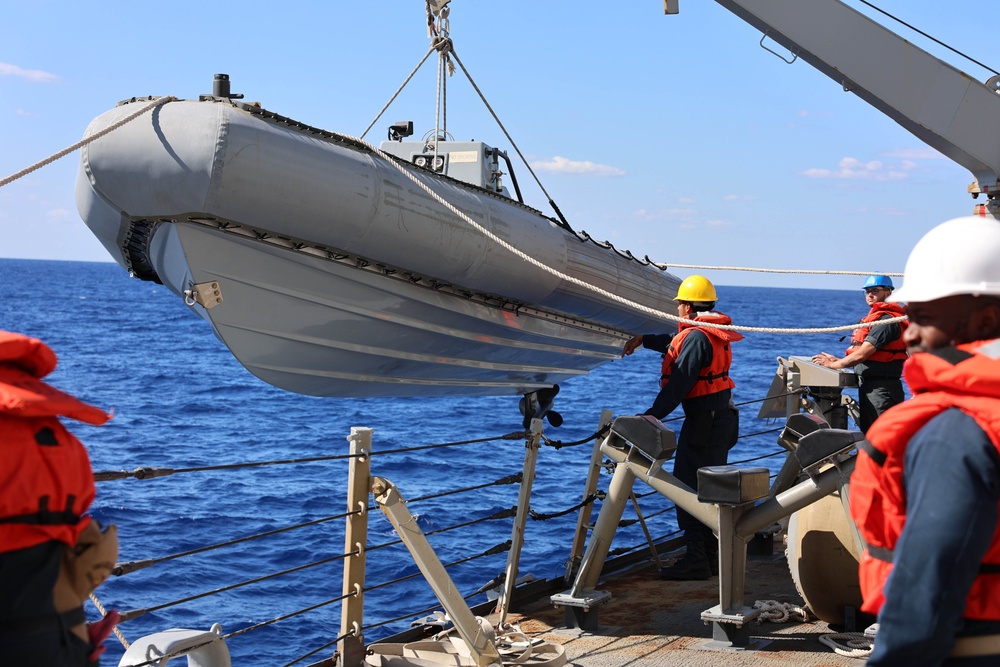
left=0, top=95, right=176, bottom=189
left=358, top=131, right=908, bottom=335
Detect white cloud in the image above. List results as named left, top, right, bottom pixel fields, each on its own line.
left=801, top=156, right=908, bottom=181
left=632, top=208, right=696, bottom=222
left=677, top=197, right=696, bottom=205
left=0, top=62, right=57, bottom=83
left=722, top=194, right=758, bottom=201
left=530, top=156, right=625, bottom=176
left=879, top=146, right=947, bottom=161
left=46, top=208, right=74, bottom=222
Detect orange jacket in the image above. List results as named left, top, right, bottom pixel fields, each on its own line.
left=851, top=339, right=1000, bottom=618
left=846, top=302, right=908, bottom=363
left=659, top=311, right=743, bottom=398
left=0, top=332, right=110, bottom=553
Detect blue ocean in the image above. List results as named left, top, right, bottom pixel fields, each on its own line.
left=0, top=258, right=862, bottom=666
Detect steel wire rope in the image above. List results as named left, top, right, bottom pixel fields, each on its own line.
left=609, top=527, right=683, bottom=557
left=857, top=0, right=999, bottom=76
left=542, top=424, right=611, bottom=449
left=0, top=96, right=177, bottom=188
left=362, top=507, right=518, bottom=558
left=279, top=543, right=510, bottom=667
left=368, top=431, right=525, bottom=457
left=529, top=493, right=599, bottom=521
left=94, top=450, right=364, bottom=482
left=361, top=583, right=485, bottom=634
left=360, top=44, right=438, bottom=140
left=362, top=542, right=510, bottom=596
left=445, top=47, right=573, bottom=230
left=113, top=507, right=365, bottom=576
left=116, top=547, right=362, bottom=623
left=279, top=628, right=356, bottom=667
left=403, top=473, right=522, bottom=504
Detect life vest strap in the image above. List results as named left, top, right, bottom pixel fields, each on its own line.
left=0, top=495, right=79, bottom=526
left=869, top=545, right=1000, bottom=575
left=859, top=439, right=888, bottom=467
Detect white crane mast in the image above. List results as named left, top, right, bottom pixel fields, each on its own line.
left=666, top=0, right=1000, bottom=218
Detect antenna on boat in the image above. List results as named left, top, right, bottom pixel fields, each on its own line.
left=213, top=74, right=242, bottom=100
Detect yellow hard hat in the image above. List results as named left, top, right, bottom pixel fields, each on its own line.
left=675, top=275, right=717, bottom=302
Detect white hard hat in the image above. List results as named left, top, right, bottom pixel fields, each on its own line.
left=891, top=216, right=1000, bottom=303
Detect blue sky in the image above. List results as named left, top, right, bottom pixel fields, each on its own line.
left=1, top=1, right=995, bottom=289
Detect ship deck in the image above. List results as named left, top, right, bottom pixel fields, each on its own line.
left=506, top=547, right=868, bottom=667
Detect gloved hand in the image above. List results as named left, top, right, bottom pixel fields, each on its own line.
left=87, top=609, right=121, bottom=664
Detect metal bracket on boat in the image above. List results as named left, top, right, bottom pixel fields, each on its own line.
left=184, top=281, right=224, bottom=309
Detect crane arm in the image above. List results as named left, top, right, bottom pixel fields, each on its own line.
left=669, top=0, right=1000, bottom=196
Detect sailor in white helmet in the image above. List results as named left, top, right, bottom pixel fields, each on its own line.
left=850, top=217, right=1000, bottom=665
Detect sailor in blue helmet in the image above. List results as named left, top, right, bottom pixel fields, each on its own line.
left=812, top=275, right=908, bottom=432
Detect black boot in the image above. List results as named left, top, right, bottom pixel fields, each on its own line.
left=658, top=541, right=712, bottom=581
left=704, top=537, right=719, bottom=576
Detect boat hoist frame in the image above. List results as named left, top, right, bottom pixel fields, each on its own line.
left=552, top=357, right=867, bottom=648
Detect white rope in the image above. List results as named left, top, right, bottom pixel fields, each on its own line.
left=89, top=592, right=129, bottom=649
left=818, top=631, right=874, bottom=659
left=349, top=133, right=905, bottom=336
left=0, top=96, right=177, bottom=188
left=753, top=599, right=810, bottom=624
left=650, top=261, right=902, bottom=278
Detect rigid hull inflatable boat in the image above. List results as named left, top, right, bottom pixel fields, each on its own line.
left=75, top=94, right=681, bottom=397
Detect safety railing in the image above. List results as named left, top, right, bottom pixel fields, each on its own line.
left=90, top=399, right=792, bottom=667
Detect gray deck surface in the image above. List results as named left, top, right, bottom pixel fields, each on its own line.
left=508, top=550, right=870, bottom=667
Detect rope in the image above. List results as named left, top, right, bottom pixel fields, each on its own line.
left=753, top=599, right=810, bottom=624
left=529, top=493, right=598, bottom=521
left=650, top=261, right=902, bottom=278
left=343, top=129, right=907, bottom=335
left=856, top=0, right=999, bottom=76
left=94, top=450, right=363, bottom=482
left=118, top=548, right=361, bottom=622
left=542, top=424, right=611, bottom=449
left=89, top=592, right=129, bottom=649
left=0, top=96, right=176, bottom=188
left=818, top=632, right=874, bottom=658
left=370, top=431, right=525, bottom=456
left=447, top=48, right=572, bottom=230
left=113, top=508, right=364, bottom=576
left=360, top=45, right=437, bottom=140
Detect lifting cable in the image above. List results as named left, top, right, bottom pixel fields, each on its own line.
left=857, top=0, right=998, bottom=76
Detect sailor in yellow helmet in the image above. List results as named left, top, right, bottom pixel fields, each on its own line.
left=622, top=275, right=743, bottom=580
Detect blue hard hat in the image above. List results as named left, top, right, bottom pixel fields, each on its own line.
left=862, top=275, right=894, bottom=290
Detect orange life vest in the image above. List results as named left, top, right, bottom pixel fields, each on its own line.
left=846, top=302, right=908, bottom=363
left=850, top=338, right=1000, bottom=619
left=659, top=311, right=743, bottom=398
left=0, top=331, right=110, bottom=553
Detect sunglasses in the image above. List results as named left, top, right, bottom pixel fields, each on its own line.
left=865, top=287, right=887, bottom=295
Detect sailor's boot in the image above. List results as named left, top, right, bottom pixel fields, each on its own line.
left=658, top=541, right=712, bottom=581
left=704, top=537, right=719, bottom=576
